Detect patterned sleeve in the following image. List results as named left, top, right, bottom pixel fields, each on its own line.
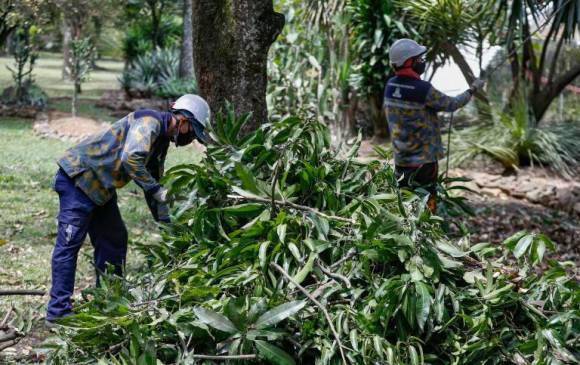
left=425, top=86, right=472, bottom=112
left=121, top=117, right=161, bottom=193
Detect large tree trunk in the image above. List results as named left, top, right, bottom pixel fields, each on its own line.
left=179, top=0, right=194, bottom=79
left=191, top=0, right=285, bottom=133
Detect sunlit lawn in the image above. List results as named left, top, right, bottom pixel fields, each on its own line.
left=0, top=52, right=124, bottom=99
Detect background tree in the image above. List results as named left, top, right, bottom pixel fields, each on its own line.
left=178, top=0, right=194, bottom=80
left=123, top=0, right=180, bottom=65
left=495, top=0, right=580, bottom=122
left=6, top=25, right=37, bottom=102
left=399, top=0, right=493, bottom=117
left=191, top=0, right=285, bottom=132
left=52, top=0, right=101, bottom=82
left=67, top=37, right=93, bottom=117
left=0, top=0, right=50, bottom=51
left=349, top=0, right=410, bottom=141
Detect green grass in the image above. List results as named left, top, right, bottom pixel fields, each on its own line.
left=0, top=52, right=123, bottom=99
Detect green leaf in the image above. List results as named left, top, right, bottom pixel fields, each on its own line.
left=504, top=231, right=527, bottom=250
left=193, top=307, right=238, bottom=334
left=409, top=345, right=420, bottom=365
left=415, top=282, right=431, bottom=331
left=513, top=234, right=533, bottom=258
left=254, top=300, right=306, bottom=329
left=231, top=186, right=263, bottom=199
left=220, top=203, right=264, bottom=217
left=235, top=163, right=262, bottom=194
left=259, top=241, right=271, bottom=269
left=290, top=254, right=316, bottom=288
left=255, top=340, right=296, bottom=365
left=277, top=224, right=287, bottom=244
left=437, top=241, right=466, bottom=257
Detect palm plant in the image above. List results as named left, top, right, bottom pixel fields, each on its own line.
left=493, top=0, right=580, bottom=122
left=397, top=0, right=494, bottom=114
left=451, top=96, right=580, bottom=177
left=268, top=0, right=354, bottom=141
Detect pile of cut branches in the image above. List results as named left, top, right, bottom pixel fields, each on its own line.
left=47, top=112, right=579, bottom=364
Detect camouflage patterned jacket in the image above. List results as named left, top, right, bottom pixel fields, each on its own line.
left=384, top=76, right=472, bottom=167
left=57, top=110, right=172, bottom=221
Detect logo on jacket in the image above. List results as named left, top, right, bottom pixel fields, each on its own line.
left=393, top=87, right=402, bottom=98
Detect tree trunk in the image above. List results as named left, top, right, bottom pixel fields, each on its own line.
left=72, top=81, right=78, bottom=117
left=191, top=0, right=285, bottom=133
left=370, top=93, right=389, bottom=142
left=61, top=18, right=72, bottom=80
left=531, top=63, right=580, bottom=122
left=179, top=0, right=194, bottom=80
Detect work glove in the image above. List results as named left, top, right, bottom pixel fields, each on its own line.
left=152, top=187, right=168, bottom=203
left=470, top=78, right=485, bottom=93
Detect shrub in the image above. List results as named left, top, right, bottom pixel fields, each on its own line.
left=1, top=81, right=48, bottom=110
left=451, top=99, right=580, bottom=178
left=120, top=47, right=196, bottom=99
left=46, top=112, right=578, bottom=364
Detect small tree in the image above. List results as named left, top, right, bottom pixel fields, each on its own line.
left=6, top=25, right=37, bottom=103
left=67, top=37, right=93, bottom=117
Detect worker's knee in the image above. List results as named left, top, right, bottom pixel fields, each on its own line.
left=56, top=222, right=87, bottom=249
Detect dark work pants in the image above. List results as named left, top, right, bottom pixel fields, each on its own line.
left=47, top=169, right=128, bottom=321
left=395, top=162, right=439, bottom=212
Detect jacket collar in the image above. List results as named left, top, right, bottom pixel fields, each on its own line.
left=395, top=67, right=421, bottom=80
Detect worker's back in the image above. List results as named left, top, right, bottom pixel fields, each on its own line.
left=384, top=76, right=442, bottom=167
left=57, top=110, right=170, bottom=205
left=384, top=76, right=472, bottom=167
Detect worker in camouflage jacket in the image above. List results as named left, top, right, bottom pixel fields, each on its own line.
left=46, top=94, right=211, bottom=322
left=384, top=39, right=485, bottom=212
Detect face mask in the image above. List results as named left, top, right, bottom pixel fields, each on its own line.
left=176, top=131, right=195, bottom=146
left=412, top=60, right=426, bottom=75
left=173, top=120, right=195, bottom=147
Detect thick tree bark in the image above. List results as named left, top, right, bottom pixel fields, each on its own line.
left=191, top=0, right=285, bottom=133
left=179, top=0, right=194, bottom=79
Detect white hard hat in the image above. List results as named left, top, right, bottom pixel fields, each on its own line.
left=172, top=94, right=211, bottom=128
left=389, top=39, right=427, bottom=67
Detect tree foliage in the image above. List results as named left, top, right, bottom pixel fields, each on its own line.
left=46, top=112, right=579, bottom=364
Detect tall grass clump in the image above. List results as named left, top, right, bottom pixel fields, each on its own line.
left=451, top=98, right=580, bottom=178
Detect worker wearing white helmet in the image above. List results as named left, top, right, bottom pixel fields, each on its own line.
left=384, top=39, right=484, bottom=213
left=46, top=94, right=211, bottom=324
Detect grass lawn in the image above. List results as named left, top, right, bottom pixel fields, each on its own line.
left=0, top=52, right=124, bottom=99
left=0, top=53, right=201, bottom=362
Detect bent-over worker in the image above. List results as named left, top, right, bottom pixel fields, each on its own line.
left=46, top=94, right=211, bottom=322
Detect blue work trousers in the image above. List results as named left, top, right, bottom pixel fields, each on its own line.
left=47, top=169, right=128, bottom=321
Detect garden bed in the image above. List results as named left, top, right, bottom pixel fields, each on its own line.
left=33, top=111, right=108, bottom=142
